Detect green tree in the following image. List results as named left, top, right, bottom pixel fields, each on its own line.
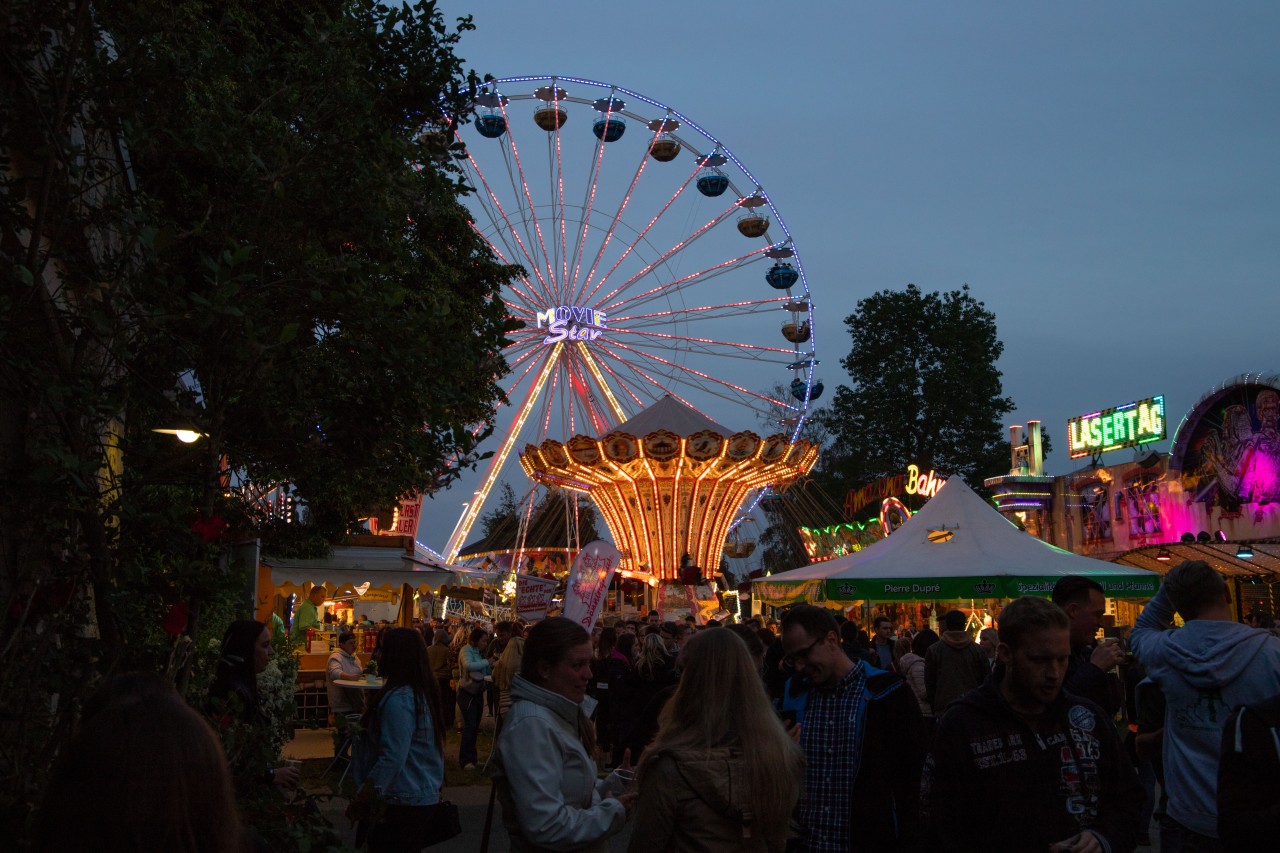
left=2, top=0, right=515, bottom=840
left=819, top=284, right=1014, bottom=492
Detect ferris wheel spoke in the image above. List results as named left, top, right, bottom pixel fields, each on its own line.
left=565, top=106, right=618, bottom=306
left=444, top=345, right=562, bottom=560
left=570, top=122, right=661, bottom=306
left=598, top=339, right=793, bottom=411
left=618, top=296, right=793, bottom=328
left=497, top=100, right=561, bottom=302
left=610, top=328, right=799, bottom=357
left=469, top=221, right=545, bottom=313
left=460, top=142, right=555, bottom=301
left=590, top=201, right=741, bottom=309
left=603, top=247, right=770, bottom=316
left=577, top=159, right=701, bottom=308
left=592, top=343, right=700, bottom=410
left=552, top=118, right=569, bottom=297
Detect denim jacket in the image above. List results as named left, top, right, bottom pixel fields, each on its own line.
left=353, top=685, right=444, bottom=806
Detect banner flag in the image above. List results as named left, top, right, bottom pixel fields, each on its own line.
left=562, top=540, right=621, bottom=632
left=515, top=574, right=558, bottom=624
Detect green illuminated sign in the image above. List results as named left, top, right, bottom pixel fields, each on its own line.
left=1067, top=395, right=1166, bottom=459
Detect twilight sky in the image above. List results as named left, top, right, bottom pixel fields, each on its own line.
left=418, top=0, right=1279, bottom=552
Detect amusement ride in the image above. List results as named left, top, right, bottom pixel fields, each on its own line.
left=422, top=76, right=823, bottom=580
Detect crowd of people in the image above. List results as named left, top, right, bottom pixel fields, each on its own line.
left=30, top=560, right=1280, bottom=852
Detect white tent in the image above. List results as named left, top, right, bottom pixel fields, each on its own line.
left=755, top=478, right=1160, bottom=606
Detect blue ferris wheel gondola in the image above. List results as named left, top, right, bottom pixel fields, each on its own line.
left=696, top=171, right=729, bottom=197
left=791, top=378, right=824, bottom=401
left=474, top=112, right=507, bottom=139
left=593, top=116, right=626, bottom=142
left=766, top=263, right=799, bottom=290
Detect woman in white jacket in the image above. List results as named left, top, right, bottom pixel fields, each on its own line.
left=493, top=617, right=632, bottom=851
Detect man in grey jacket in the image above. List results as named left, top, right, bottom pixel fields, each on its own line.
left=1130, top=560, right=1280, bottom=851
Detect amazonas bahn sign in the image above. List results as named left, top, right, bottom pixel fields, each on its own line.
left=823, top=574, right=1159, bottom=601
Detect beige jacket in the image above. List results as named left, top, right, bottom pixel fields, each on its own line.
left=628, top=746, right=791, bottom=852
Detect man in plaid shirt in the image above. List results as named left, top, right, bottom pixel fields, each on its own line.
left=781, top=605, right=924, bottom=852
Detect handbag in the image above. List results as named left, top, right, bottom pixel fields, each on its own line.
left=421, top=799, right=462, bottom=847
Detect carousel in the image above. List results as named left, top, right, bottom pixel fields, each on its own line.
left=518, top=395, right=818, bottom=582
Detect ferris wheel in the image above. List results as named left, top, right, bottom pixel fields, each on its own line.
left=436, top=75, right=821, bottom=561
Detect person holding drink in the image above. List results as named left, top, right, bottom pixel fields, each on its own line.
left=492, top=617, right=632, bottom=851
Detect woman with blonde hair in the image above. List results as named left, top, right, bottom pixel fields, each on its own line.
left=493, top=635, right=525, bottom=718
left=628, top=628, right=804, bottom=851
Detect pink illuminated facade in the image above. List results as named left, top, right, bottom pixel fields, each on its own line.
left=987, top=375, right=1280, bottom=614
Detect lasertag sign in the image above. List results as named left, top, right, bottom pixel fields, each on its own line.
left=1067, top=395, right=1166, bottom=459
left=536, top=305, right=608, bottom=345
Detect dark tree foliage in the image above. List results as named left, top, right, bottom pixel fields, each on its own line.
left=819, top=284, right=1015, bottom=493
left=1, top=0, right=515, bottom=841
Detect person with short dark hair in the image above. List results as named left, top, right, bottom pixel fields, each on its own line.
left=1131, top=560, right=1280, bottom=849
left=33, top=674, right=243, bottom=853
left=327, top=630, right=366, bottom=718
left=1052, top=575, right=1125, bottom=716
left=292, top=585, right=328, bottom=638
left=925, top=610, right=988, bottom=713
left=920, top=597, right=1144, bottom=852
left=870, top=615, right=896, bottom=670
left=780, top=605, right=924, bottom=851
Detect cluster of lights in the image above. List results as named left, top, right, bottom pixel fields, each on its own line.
left=520, top=429, right=816, bottom=581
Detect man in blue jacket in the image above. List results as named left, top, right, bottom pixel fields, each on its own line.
left=1130, top=559, right=1280, bottom=850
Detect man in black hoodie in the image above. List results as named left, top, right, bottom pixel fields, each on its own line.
left=1052, top=575, right=1125, bottom=717
left=920, top=596, right=1143, bottom=853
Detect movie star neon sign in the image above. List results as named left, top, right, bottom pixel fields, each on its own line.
left=535, top=306, right=608, bottom=345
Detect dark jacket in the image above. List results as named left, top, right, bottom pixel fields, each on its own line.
left=920, top=675, right=1144, bottom=853
left=925, top=630, right=987, bottom=711
left=1064, top=643, right=1124, bottom=717
left=615, top=657, right=677, bottom=762
left=850, top=668, right=926, bottom=849
left=786, top=664, right=925, bottom=850
left=1218, top=693, right=1280, bottom=846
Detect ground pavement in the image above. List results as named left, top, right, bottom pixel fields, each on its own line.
left=284, top=719, right=636, bottom=852
left=284, top=724, right=1160, bottom=852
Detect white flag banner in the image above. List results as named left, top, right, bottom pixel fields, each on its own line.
left=515, top=574, right=558, bottom=624
left=562, top=540, right=621, bottom=632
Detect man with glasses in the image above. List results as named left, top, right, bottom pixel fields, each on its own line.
left=781, top=605, right=924, bottom=852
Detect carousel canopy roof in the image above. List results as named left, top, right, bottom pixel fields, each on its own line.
left=614, top=395, right=728, bottom=437
left=757, top=478, right=1162, bottom=605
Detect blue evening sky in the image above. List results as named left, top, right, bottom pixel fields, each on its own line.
left=418, top=1, right=1279, bottom=552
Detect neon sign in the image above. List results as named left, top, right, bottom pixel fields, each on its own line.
left=904, top=464, right=946, bottom=498
left=535, top=305, right=608, bottom=345
left=1067, top=395, right=1166, bottom=459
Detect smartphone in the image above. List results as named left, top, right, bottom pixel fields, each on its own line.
left=778, top=708, right=797, bottom=727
